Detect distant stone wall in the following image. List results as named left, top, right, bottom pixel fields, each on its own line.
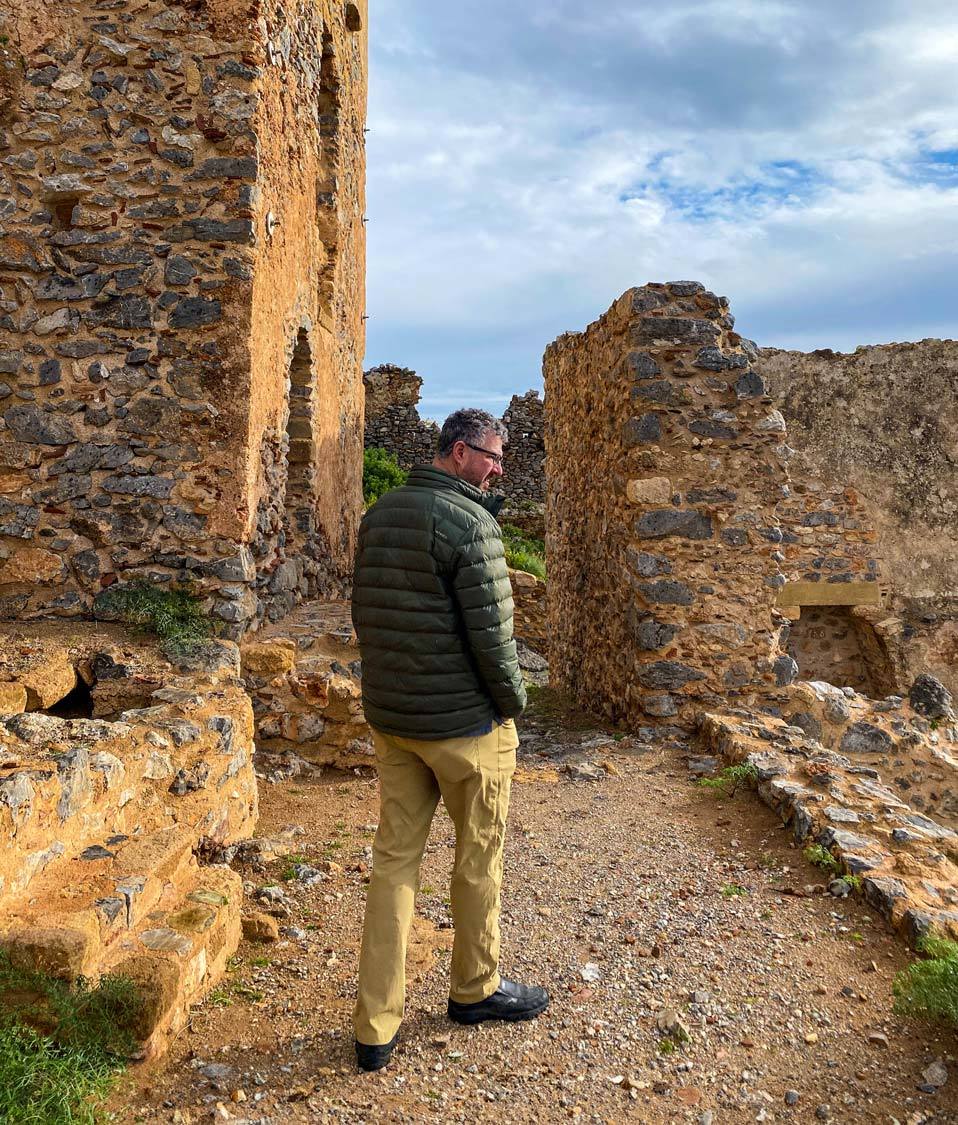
left=500, top=390, right=545, bottom=505
left=0, top=0, right=367, bottom=636
left=544, top=282, right=796, bottom=727
left=761, top=341, right=958, bottom=695
left=363, top=366, right=546, bottom=504
left=362, top=364, right=438, bottom=469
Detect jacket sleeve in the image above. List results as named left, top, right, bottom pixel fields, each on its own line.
left=452, top=519, right=527, bottom=720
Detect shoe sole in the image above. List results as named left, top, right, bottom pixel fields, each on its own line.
left=447, top=999, right=549, bottom=1026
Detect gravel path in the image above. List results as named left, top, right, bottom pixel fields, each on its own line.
left=117, top=699, right=958, bottom=1124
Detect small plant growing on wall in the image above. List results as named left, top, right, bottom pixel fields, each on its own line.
left=94, top=580, right=212, bottom=656
left=803, top=843, right=841, bottom=876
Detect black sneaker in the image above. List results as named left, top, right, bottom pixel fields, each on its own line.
left=355, top=1032, right=398, bottom=1072
left=447, top=978, right=549, bottom=1025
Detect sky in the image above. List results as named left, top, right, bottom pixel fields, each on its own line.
left=363, top=0, right=958, bottom=422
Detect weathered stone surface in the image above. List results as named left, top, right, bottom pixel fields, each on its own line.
left=0, top=547, right=64, bottom=585
left=4, top=406, right=76, bottom=446
left=626, top=477, right=672, bottom=505
left=240, top=640, right=297, bottom=676
left=637, top=661, right=706, bottom=690
left=635, top=510, right=713, bottom=541
left=909, top=674, right=953, bottom=720
left=840, top=721, right=894, bottom=755
left=632, top=618, right=679, bottom=650
left=622, top=413, right=662, bottom=446
left=626, top=548, right=671, bottom=577
left=0, top=0, right=367, bottom=632
left=0, top=682, right=27, bottom=714
left=637, top=580, right=694, bottom=606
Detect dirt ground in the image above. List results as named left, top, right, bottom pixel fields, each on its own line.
left=112, top=699, right=958, bottom=1125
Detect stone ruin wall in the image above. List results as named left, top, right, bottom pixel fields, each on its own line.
left=362, top=363, right=439, bottom=469
left=500, top=388, right=545, bottom=506
left=544, top=282, right=801, bottom=728
left=0, top=0, right=367, bottom=636
left=363, top=363, right=546, bottom=505
left=760, top=341, right=958, bottom=697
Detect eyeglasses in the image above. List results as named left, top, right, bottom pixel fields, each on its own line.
left=464, top=442, right=504, bottom=467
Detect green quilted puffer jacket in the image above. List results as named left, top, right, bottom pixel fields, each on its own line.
left=351, top=465, right=527, bottom=739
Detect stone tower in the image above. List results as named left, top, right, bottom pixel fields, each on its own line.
left=0, top=0, right=368, bottom=635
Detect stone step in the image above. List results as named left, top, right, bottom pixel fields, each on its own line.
left=0, top=825, right=197, bottom=979
left=106, top=864, right=243, bottom=1058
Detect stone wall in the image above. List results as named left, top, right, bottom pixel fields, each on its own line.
left=761, top=341, right=958, bottom=695
left=363, top=365, right=546, bottom=504
left=0, top=0, right=367, bottom=636
left=544, top=282, right=796, bottom=727
left=362, top=364, right=438, bottom=469
left=500, top=390, right=545, bottom=505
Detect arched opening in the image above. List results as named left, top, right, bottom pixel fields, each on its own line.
left=345, top=3, right=363, bottom=32
left=316, top=29, right=342, bottom=319
left=283, top=329, right=316, bottom=556
left=785, top=605, right=896, bottom=696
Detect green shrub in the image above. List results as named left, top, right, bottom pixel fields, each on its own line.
left=0, top=952, right=142, bottom=1124
left=697, top=762, right=759, bottom=797
left=803, top=843, right=841, bottom=875
left=893, top=936, right=958, bottom=1027
left=363, top=447, right=407, bottom=506
left=94, top=580, right=212, bottom=656
left=501, top=523, right=546, bottom=579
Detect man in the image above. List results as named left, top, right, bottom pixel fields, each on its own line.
left=351, top=408, right=549, bottom=1071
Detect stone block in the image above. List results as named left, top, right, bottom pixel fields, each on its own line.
left=0, top=682, right=27, bottom=713
left=0, top=546, right=64, bottom=585
left=776, top=581, right=880, bottom=607
left=626, top=477, right=672, bottom=505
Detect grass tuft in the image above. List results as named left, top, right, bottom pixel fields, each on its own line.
left=501, top=523, right=546, bottom=580
left=893, top=936, right=958, bottom=1027
left=94, top=580, right=212, bottom=656
left=0, top=952, right=142, bottom=1124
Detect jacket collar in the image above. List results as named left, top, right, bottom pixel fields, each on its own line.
left=408, top=464, right=504, bottom=517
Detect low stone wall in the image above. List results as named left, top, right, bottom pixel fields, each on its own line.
left=241, top=600, right=373, bottom=772
left=698, top=676, right=958, bottom=947
left=0, top=623, right=258, bottom=1056
left=363, top=364, right=439, bottom=470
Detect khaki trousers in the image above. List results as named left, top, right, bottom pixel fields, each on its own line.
left=353, top=719, right=519, bottom=1045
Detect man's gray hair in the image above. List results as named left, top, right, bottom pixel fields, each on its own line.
left=438, top=408, right=508, bottom=456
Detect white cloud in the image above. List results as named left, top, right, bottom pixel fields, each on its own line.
left=365, top=1, right=958, bottom=413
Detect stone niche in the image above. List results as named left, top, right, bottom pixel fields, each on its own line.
left=544, top=282, right=797, bottom=727
left=0, top=0, right=368, bottom=636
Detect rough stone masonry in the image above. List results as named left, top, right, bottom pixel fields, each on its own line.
left=0, top=0, right=367, bottom=636
left=363, top=362, right=547, bottom=505
left=545, top=282, right=837, bottom=727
